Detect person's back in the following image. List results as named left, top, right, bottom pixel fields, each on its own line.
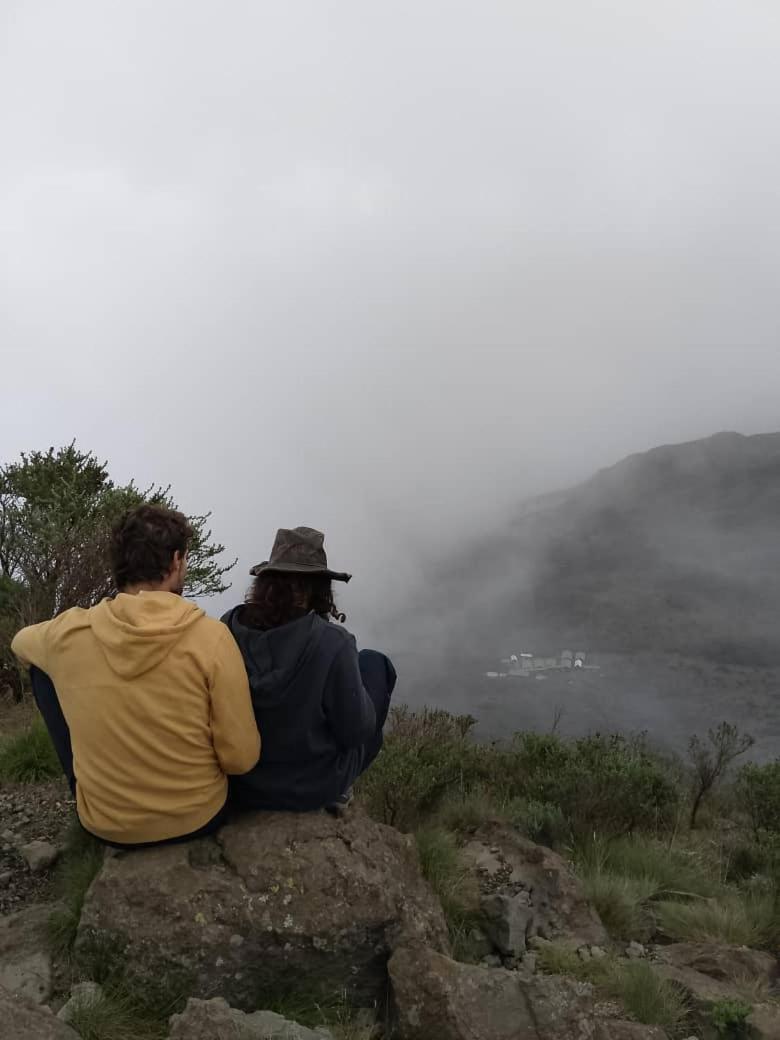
left=222, top=526, right=396, bottom=813
left=11, top=504, right=260, bottom=845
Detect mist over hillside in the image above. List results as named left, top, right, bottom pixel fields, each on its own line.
left=384, top=432, right=780, bottom=758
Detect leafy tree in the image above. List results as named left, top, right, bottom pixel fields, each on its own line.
left=688, top=722, right=754, bottom=829
left=0, top=444, right=235, bottom=686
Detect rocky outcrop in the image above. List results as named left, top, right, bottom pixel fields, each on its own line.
left=652, top=942, right=777, bottom=1006
left=748, top=1002, right=780, bottom=1040
left=389, top=944, right=595, bottom=1040
left=168, top=997, right=335, bottom=1039
left=461, top=823, right=608, bottom=955
left=0, top=904, right=52, bottom=1004
left=76, top=809, right=449, bottom=1009
left=0, top=985, right=79, bottom=1039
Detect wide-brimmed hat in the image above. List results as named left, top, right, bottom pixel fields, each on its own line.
left=249, top=526, right=351, bottom=583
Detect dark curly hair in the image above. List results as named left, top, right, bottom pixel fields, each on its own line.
left=241, top=573, right=345, bottom=630
left=110, top=504, right=193, bottom=591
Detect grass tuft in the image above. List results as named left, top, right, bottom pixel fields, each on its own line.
left=656, top=886, right=780, bottom=948
left=0, top=716, right=60, bottom=782
left=415, top=826, right=481, bottom=960
left=63, top=986, right=168, bottom=1040
left=47, top=819, right=104, bottom=955
left=537, top=943, right=689, bottom=1036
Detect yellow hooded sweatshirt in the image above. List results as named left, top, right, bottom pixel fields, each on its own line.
left=11, top=592, right=261, bottom=845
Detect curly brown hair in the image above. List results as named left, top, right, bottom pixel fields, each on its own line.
left=110, top=504, right=193, bottom=591
left=241, top=573, right=345, bottom=630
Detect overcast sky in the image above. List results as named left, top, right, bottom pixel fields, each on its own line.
left=2, top=2, right=779, bottom=634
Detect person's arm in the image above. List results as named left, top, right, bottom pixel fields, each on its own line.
left=209, top=628, right=261, bottom=774
left=11, top=621, right=52, bottom=671
left=322, top=638, right=377, bottom=750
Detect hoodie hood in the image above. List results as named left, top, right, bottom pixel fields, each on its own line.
left=222, top=608, right=326, bottom=706
left=89, top=592, right=204, bottom=679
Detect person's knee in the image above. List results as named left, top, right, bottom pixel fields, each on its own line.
left=359, top=649, right=397, bottom=694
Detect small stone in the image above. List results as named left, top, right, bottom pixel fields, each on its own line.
left=482, top=954, right=502, bottom=967
left=578, top=946, right=592, bottom=962
left=58, top=982, right=104, bottom=1023
left=590, top=946, right=607, bottom=960
left=523, top=952, right=538, bottom=973
left=0, top=872, right=11, bottom=889
left=19, top=840, right=59, bottom=874
left=626, top=941, right=646, bottom=960
left=229, top=934, right=244, bottom=947
left=1, top=830, right=15, bottom=843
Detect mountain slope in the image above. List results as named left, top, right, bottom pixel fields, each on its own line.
left=388, top=431, right=780, bottom=753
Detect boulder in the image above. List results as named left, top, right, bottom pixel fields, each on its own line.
left=653, top=942, right=777, bottom=989
left=19, top=841, right=59, bottom=874
left=388, top=944, right=595, bottom=1040
left=652, top=942, right=778, bottom=1007
left=56, top=981, right=104, bottom=1024
left=168, top=997, right=334, bottom=1039
left=461, top=824, right=608, bottom=949
left=0, top=985, right=79, bottom=1039
left=76, top=809, right=449, bottom=1009
left=0, top=904, right=52, bottom=1004
left=748, top=1002, right=780, bottom=1040
left=481, top=892, right=534, bottom=957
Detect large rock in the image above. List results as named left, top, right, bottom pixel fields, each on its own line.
left=653, top=942, right=777, bottom=989
left=748, top=1002, right=780, bottom=1040
left=0, top=985, right=79, bottom=1039
left=168, top=997, right=334, bottom=1039
left=0, top=904, right=53, bottom=1004
left=388, top=944, right=595, bottom=1040
left=652, top=942, right=778, bottom=1007
left=76, top=809, right=449, bottom=1009
left=461, top=824, right=607, bottom=950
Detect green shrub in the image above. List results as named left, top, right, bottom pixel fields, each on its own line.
left=0, top=716, right=60, bottom=782
left=710, top=997, right=752, bottom=1038
left=510, top=799, right=569, bottom=848
left=739, top=760, right=780, bottom=837
left=358, top=707, right=478, bottom=830
left=506, top=732, right=680, bottom=839
left=360, top=709, right=679, bottom=841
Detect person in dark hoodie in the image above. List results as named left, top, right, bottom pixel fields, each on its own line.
left=221, top=526, right=396, bottom=813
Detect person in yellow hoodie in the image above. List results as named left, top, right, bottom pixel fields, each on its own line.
left=11, top=504, right=261, bottom=847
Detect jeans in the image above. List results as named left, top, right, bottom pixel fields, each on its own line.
left=355, top=648, right=396, bottom=777
left=28, top=666, right=227, bottom=849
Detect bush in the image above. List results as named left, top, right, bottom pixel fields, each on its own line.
left=510, top=799, right=569, bottom=848
left=738, top=760, right=780, bottom=838
left=360, top=709, right=679, bottom=841
left=711, top=997, right=752, bottom=1038
left=0, top=716, right=60, bottom=782
left=358, top=707, right=478, bottom=830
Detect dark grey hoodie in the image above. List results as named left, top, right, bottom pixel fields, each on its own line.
left=220, top=608, right=377, bottom=810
